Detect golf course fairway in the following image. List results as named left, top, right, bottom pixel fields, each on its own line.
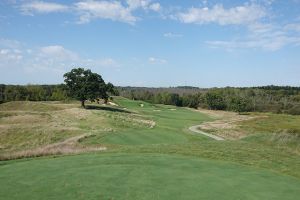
left=1, top=153, right=299, bottom=200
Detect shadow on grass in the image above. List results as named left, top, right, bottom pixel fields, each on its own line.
left=85, top=105, right=131, bottom=113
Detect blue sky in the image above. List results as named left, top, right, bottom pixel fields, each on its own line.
left=0, top=0, right=300, bottom=87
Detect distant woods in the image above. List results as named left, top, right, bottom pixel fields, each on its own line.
left=1, top=84, right=300, bottom=115
left=119, top=86, right=300, bottom=115
left=0, top=84, right=68, bottom=103
left=0, top=83, right=118, bottom=105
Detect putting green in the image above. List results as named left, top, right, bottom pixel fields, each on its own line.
left=1, top=153, right=299, bottom=200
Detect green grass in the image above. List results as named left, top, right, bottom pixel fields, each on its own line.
left=82, top=97, right=211, bottom=145
left=1, top=153, right=300, bottom=200
left=1, top=97, right=300, bottom=199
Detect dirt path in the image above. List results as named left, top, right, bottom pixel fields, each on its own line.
left=188, top=125, right=225, bottom=141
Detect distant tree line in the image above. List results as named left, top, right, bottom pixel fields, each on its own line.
left=1, top=83, right=300, bottom=115
left=0, top=84, right=69, bottom=103
left=118, top=86, right=300, bottom=115
left=0, top=83, right=118, bottom=104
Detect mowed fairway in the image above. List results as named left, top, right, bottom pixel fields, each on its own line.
left=82, top=97, right=211, bottom=145
left=1, top=97, right=300, bottom=200
left=1, top=153, right=300, bottom=200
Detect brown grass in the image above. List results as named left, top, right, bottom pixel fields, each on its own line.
left=0, top=101, right=155, bottom=160
left=0, top=101, right=111, bottom=158
left=0, top=133, right=106, bottom=161
left=196, top=109, right=266, bottom=139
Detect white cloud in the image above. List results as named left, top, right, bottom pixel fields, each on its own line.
left=75, top=0, right=137, bottom=24
left=75, top=0, right=161, bottom=24
left=37, top=45, right=120, bottom=70
left=202, top=0, right=208, bottom=6
left=0, top=39, right=23, bottom=62
left=174, top=2, right=299, bottom=51
left=149, top=3, right=161, bottom=12
left=263, top=0, right=276, bottom=5
left=248, top=23, right=274, bottom=34
left=0, top=39, right=120, bottom=79
left=206, top=23, right=300, bottom=51
left=0, top=38, right=21, bottom=49
left=127, top=0, right=150, bottom=10
left=86, top=58, right=120, bottom=68
left=0, top=37, right=124, bottom=84
left=40, top=45, right=78, bottom=61
left=177, top=3, right=266, bottom=25
left=284, top=23, right=300, bottom=32
left=20, top=1, right=69, bottom=15
left=17, top=0, right=161, bottom=24
left=126, top=0, right=161, bottom=11
left=0, top=48, right=23, bottom=61
left=163, top=32, right=183, bottom=38
left=148, top=57, right=167, bottom=64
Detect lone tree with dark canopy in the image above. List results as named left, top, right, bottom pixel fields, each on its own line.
left=64, top=68, right=114, bottom=108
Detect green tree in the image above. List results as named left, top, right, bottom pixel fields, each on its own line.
left=106, top=82, right=119, bottom=96
left=63, top=68, right=109, bottom=108
left=205, top=92, right=226, bottom=110
left=229, top=96, right=250, bottom=114
left=0, top=84, right=5, bottom=103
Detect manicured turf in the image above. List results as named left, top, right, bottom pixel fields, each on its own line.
left=82, top=97, right=211, bottom=145
left=1, top=153, right=300, bottom=200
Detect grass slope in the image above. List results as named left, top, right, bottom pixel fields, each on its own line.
left=1, top=153, right=300, bottom=200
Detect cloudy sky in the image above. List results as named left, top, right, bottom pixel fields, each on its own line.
left=0, top=0, right=300, bottom=87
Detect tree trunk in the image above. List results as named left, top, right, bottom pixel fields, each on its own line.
left=81, top=100, right=85, bottom=108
